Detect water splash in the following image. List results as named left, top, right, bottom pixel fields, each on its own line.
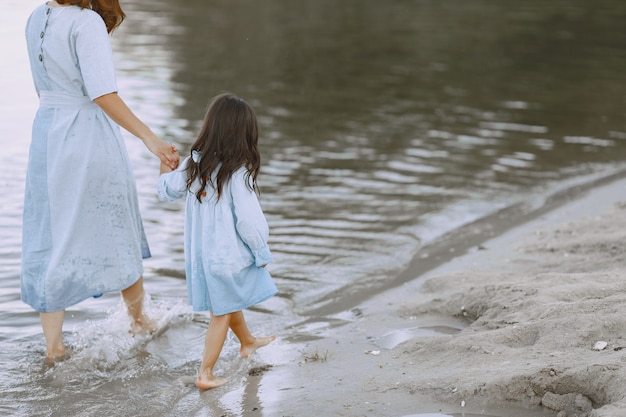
left=47, top=297, right=191, bottom=383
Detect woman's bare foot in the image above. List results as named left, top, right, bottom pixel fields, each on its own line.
left=122, top=282, right=156, bottom=335
left=44, top=347, right=66, bottom=365
left=241, top=335, right=276, bottom=358
left=40, top=310, right=65, bottom=364
left=196, top=374, right=228, bottom=390
left=129, top=315, right=157, bottom=335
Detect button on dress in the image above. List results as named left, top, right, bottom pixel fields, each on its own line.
left=158, top=154, right=278, bottom=315
left=21, top=4, right=150, bottom=312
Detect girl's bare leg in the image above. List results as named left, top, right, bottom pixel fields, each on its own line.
left=40, top=310, right=65, bottom=362
left=197, top=313, right=231, bottom=389
left=229, top=310, right=276, bottom=358
left=121, top=276, right=155, bottom=334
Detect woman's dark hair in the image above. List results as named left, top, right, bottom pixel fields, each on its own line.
left=187, top=93, right=260, bottom=203
left=57, top=0, right=126, bottom=33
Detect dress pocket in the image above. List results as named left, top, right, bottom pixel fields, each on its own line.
left=204, top=225, right=254, bottom=279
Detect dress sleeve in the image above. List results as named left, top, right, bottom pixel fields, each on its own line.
left=230, top=169, right=272, bottom=266
left=74, top=11, right=117, bottom=100
left=158, top=157, right=191, bottom=201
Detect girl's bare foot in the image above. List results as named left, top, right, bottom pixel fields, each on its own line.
left=241, top=335, right=276, bottom=358
left=196, top=374, right=227, bottom=390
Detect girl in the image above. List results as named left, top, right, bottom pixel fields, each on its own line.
left=158, top=93, right=278, bottom=390
left=22, top=0, right=179, bottom=361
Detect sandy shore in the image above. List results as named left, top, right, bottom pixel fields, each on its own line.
left=257, top=176, right=626, bottom=417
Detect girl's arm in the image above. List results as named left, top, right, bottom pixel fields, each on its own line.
left=231, top=170, right=272, bottom=267
left=94, top=92, right=179, bottom=169
left=158, top=156, right=190, bottom=201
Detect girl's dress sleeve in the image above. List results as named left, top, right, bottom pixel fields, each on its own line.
left=74, top=11, right=117, bottom=100
left=158, top=157, right=190, bottom=201
left=230, top=169, right=272, bottom=267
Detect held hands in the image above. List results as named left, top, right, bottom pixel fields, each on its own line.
left=145, top=136, right=179, bottom=170
left=160, top=160, right=174, bottom=174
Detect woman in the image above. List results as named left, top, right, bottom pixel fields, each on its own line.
left=22, top=0, right=179, bottom=361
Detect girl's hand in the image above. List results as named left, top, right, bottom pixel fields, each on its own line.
left=145, top=136, right=179, bottom=170
left=160, top=160, right=174, bottom=174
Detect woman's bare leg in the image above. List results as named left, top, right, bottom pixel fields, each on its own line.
left=197, top=312, right=231, bottom=389
left=228, top=310, right=276, bottom=358
left=40, top=310, right=65, bottom=361
left=121, top=276, right=155, bottom=334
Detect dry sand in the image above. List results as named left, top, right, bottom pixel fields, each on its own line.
left=259, top=177, right=626, bottom=417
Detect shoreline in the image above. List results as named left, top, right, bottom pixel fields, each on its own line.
left=257, top=175, right=626, bottom=417
left=302, top=166, right=626, bottom=317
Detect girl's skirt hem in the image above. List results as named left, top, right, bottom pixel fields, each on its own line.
left=191, top=287, right=278, bottom=316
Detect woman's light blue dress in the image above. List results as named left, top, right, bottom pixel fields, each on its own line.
left=21, top=4, right=150, bottom=312
left=158, top=153, right=278, bottom=315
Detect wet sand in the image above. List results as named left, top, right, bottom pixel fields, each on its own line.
left=255, top=176, right=626, bottom=417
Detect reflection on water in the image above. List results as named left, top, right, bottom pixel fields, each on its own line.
left=118, top=0, right=626, bottom=312
left=1, top=0, right=625, bottom=416
left=371, top=324, right=464, bottom=350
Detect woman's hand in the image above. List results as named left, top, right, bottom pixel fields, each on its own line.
left=144, top=136, right=180, bottom=170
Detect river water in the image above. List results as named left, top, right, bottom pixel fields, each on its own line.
left=1, top=1, right=625, bottom=416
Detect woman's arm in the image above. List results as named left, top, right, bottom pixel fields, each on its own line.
left=94, top=92, right=179, bottom=169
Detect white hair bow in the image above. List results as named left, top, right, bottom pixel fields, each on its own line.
left=191, top=150, right=202, bottom=163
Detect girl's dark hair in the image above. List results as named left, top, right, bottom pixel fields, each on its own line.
left=187, top=93, right=260, bottom=203
left=57, top=0, right=126, bottom=33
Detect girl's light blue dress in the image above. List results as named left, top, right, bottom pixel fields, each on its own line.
left=158, top=153, right=278, bottom=315
left=21, top=4, right=150, bottom=312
